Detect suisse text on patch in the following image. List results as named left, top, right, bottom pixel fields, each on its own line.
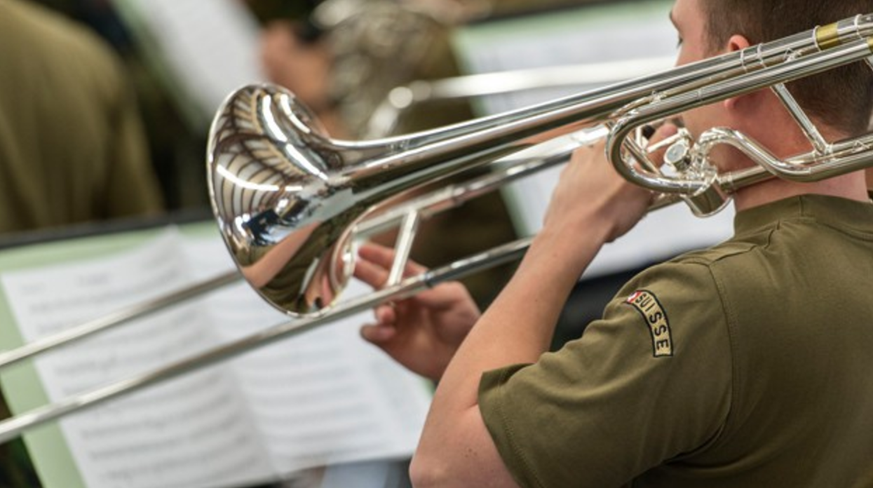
left=625, top=290, right=674, bottom=358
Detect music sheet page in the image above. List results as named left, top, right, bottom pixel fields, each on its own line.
left=0, top=231, right=275, bottom=488
left=184, top=235, right=432, bottom=478
left=111, top=0, right=266, bottom=125
left=2, top=228, right=432, bottom=487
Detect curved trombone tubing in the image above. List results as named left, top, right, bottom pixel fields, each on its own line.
left=697, top=129, right=873, bottom=183
left=605, top=35, right=873, bottom=215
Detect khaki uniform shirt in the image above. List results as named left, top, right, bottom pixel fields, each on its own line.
left=0, top=0, right=163, bottom=235
left=479, top=195, right=873, bottom=487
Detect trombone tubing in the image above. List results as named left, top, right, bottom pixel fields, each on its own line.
left=607, top=32, right=873, bottom=192
left=365, top=57, right=674, bottom=138
left=358, top=14, right=873, bottom=179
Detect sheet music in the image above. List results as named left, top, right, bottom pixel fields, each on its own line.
left=1, top=229, right=432, bottom=487
left=184, top=236, right=431, bottom=477
left=453, top=1, right=736, bottom=278
left=0, top=231, right=273, bottom=488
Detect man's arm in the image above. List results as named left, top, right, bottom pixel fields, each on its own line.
left=410, top=128, right=670, bottom=487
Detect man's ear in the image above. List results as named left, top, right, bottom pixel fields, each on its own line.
left=724, top=34, right=753, bottom=111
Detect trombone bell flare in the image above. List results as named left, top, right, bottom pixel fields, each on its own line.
left=207, top=85, right=357, bottom=318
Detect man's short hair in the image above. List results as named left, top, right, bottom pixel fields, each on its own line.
left=702, top=0, right=873, bottom=135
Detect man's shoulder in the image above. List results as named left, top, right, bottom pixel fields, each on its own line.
left=612, top=234, right=770, bottom=307
left=630, top=237, right=761, bottom=283
left=671, top=237, right=764, bottom=268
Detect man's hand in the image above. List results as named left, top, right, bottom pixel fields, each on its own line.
left=354, top=243, right=481, bottom=382
left=543, top=124, right=679, bottom=253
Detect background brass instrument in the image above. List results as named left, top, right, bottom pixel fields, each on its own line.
left=310, top=0, right=492, bottom=137
left=364, top=56, right=675, bottom=138
left=2, top=15, right=873, bottom=445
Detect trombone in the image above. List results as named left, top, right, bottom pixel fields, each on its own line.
left=3, top=14, right=873, bottom=444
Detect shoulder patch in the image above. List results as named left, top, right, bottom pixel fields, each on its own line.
left=624, top=290, right=674, bottom=358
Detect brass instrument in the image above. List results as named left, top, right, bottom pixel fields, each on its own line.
left=311, top=0, right=492, bottom=136
left=2, top=15, right=873, bottom=444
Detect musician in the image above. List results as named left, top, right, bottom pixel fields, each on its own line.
left=354, top=0, right=873, bottom=486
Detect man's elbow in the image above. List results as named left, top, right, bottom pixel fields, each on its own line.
left=409, top=451, right=445, bottom=488
left=411, top=449, right=472, bottom=488
left=410, top=409, right=515, bottom=487
left=411, top=450, right=507, bottom=488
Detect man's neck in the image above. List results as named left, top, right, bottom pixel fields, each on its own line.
left=732, top=172, right=870, bottom=212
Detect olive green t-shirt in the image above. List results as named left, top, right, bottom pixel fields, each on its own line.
left=0, top=0, right=163, bottom=234
left=479, top=194, right=873, bottom=487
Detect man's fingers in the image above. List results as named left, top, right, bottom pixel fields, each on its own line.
left=358, top=243, right=395, bottom=268
left=358, top=243, right=428, bottom=279
left=360, top=323, right=397, bottom=344
left=362, top=303, right=398, bottom=343
left=375, top=304, right=397, bottom=325
left=354, top=257, right=390, bottom=288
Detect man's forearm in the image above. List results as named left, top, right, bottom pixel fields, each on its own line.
left=412, top=213, right=613, bottom=487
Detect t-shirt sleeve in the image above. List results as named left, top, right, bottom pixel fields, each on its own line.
left=478, top=260, right=733, bottom=488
